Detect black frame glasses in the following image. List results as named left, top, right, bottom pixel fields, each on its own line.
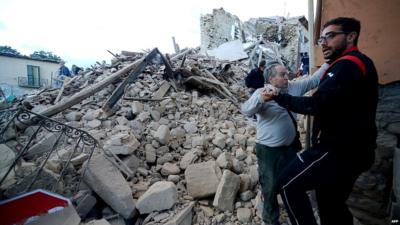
left=317, top=31, right=348, bottom=45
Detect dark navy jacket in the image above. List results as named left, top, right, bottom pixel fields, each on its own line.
left=274, top=47, right=378, bottom=170
left=59, top=66, right=71, bottom=77
left=245, top=68, right=264, bottom=89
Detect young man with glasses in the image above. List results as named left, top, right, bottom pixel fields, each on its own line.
left=265, top=17, right=378, bottom=225
left=241, top=61, right=328, bottom=225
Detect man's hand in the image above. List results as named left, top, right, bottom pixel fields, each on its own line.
left=260, top=84, right=278, bottom=102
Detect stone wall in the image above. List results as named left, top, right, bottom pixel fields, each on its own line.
left=348, top=81, right=400, bottom=224
left=200, top=8, right=244, bottom=53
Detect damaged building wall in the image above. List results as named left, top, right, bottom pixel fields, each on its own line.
left=247, top=16, right=308, bottom=72
left=200, top=8, right=245, bottom=54
left=200, top=8, right=308, bottom=73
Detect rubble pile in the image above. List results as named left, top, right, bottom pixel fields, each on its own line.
left=0, top=48, right=286, bottom=225
left=0, top=8, right=395, bottom=225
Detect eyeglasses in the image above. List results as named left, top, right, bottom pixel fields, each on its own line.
left=317, top=31, right=348, bottom=45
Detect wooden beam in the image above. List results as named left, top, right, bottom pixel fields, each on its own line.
left=38, top=55, right=145, bottom=117
left=102, top=48, right=160, bottom=112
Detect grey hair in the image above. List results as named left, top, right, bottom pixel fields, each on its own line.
left=263, top=60, right=281, bottom=83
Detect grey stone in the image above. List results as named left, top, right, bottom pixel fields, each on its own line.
left=191, top=135, right=206, bottom=148
left=71, top=153, right=89, bottom=167
left=87, top=119, right=102, bottom=128
left=157, top=153, right=173, bottom=165
left=25, top=133, right=57, bottom=158
left=116, top=116, right=129, bottom=126
left=216, top=152, right=233, bottom=169
left=183, top=122, right=198, bottom=134
left=235, top=148, right=247, bottom=161
left=84, top=154, right=135, bottom=219
left=236, top=208, right=252, bottom=223
left=240, top=190, right=254, bottom=201
left=213, top=170, right=240, bottom=211
left=154, top=125, right=170, bottom=145
left=161, top=163, right=181, bottom=176
left=5, top=167, right=58, bottom=198
left=65, top=111, right=82, bottom=121
left=136, top=181, right=177, bottom=214
left=185, top=161, right=222, bottom=198
left=171, top=127, right=186, bottom=139
left=168, top=175, right=180, bottom=183
left=180, top=150, right=199, bottom=169
left=239, top=174, right=251, bottom=193
left=131, top=101, right=144, bottom=115
left=86, top=219, right=111, bottom=225
left=232, top=158, right=244, bottom=174
left=104, top=133, right=140, bottom=155
left=212, top=133, right=227, bottom=149
left=122, top=155, right=142, bottom=174
left=26, top=205, right=81, bottom=225
left=137, top=111, right=151, bottom=122
left=145, top=144, right=156, bottom=163
left=164, top=202, right=195, bottom=225
left=249, top=165, right=259, bottom=188
left=76, top=193, right=97, bottom=218
left=211, top=148, right=223, bottom=158
left=0, top=144, right=15, bottom=179
left=150, top=110, right=161, bottom=121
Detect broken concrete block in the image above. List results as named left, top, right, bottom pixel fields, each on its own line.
left=191, top=135, right=206, bottom=148
left=232, top=158, right=244, bottom=174
left=185, top=161, right=222, bottom=199
left=164, top=202, right=195, bottom=225
left=216, top=152, right=233, bottom=169
left=85, top=219, right=111, bottom=225
left=84, top=154, right=135, bottom=219
left=239, top=174, right=251, bottom=193
left=235, top=147, right=247, bottom=161
left=249, top=165, right=259, bottom=188
left=76, top=193, right=97, bottom=218
left=183, top=122, right=198, bottom=134
left=65, top=111, right=83, bottom=121
left=212, top=133, right=226, bottom=149
left=5, top=167, right=59, bottom=198
left=25, top=133, right=58, bottom=159
left=145, top=144, right=156, bottom=163
left=131, top=101, right=144, bottom=115
left=150, top=110, right=161, bottom=121
left=213, top=170, right=240, bottom=211
left=71, top=153, right=89, bottom=167
left=0, top=144, right=16, bottom=179
left=103, top=133, right=140, bottom=155
left=179, top=150, right=199, bottom=169
left=161, top=163, right=180, bottom=176
left=157, top=153, right=173, bottom=165
left=236, top=207, right=252, bottom=223
left=154, top=125, right=170, bottom=145
left=136, top=181, right=177, bottom=214
left=234, top=134, right=247, bottom=148
left=26, top=204, right=81, bottom=225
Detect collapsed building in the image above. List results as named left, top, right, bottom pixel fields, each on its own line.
left=0, top=7, right=398, bottom=225
left=200, top=8, right=309, bottom=73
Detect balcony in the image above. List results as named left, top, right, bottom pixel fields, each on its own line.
left=18, top=76, right=48, bottom=88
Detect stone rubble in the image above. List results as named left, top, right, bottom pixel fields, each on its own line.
left=0, top=7, right=395, bottom=225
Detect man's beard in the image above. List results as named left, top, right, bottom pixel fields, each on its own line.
left=324, top=44, right=347, bottom=63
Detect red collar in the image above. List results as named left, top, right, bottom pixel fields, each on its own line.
left=339, top=46, right=359, bottom=57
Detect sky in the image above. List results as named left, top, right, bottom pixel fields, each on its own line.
left=0, top=0, right=309, bottom=68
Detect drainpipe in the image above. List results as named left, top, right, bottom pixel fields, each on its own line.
left=305, top=0, right=315, bottom=150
